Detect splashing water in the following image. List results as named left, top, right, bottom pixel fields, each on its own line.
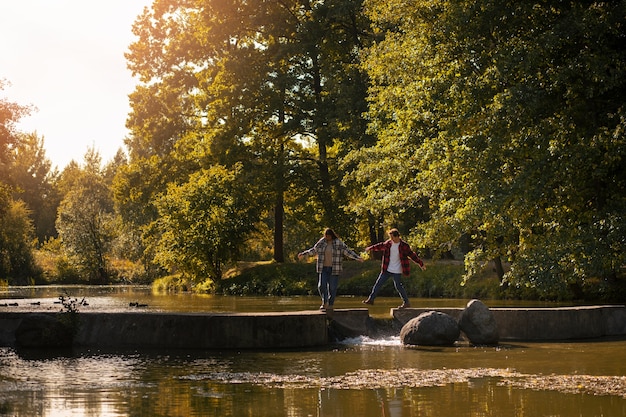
left=338, top=335, right=402, bottom=347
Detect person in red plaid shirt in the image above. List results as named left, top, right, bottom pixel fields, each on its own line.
left=362, top=228, right=426, bottom=309
left=298, top=228, right=364, bottom=311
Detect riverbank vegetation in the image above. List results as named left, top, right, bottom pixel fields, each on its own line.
left=151, top=259, right=626, bottom=303
left=0, top=1, right=624, bottom=302
left=219, top=260, right=500, bottom=300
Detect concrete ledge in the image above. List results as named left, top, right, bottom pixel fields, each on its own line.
left=392, top=305, right=626, bottom=341
left=327, top=308, right=370, bottom=338
left=2, top=305, right=625, bottom=349
left=0, top=311, right=330, bottom=349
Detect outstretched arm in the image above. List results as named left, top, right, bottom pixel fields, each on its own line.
left=343, top=246, right=365, bottom=262
left=297, top=248, right=314, bottom=259
left=364, top=241, right=387, bottom=252
left=408, top=251, right=426, bottom=270
left=298, top=238, right=324, bottom=259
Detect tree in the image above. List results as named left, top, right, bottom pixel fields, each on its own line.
left=9, top=132, right=60, bottom=242
left=0, top=79, right=33, bottom=179
left=356, top=0, right=626, bottom=299
left=56, top=149, right=115, bottom=283
left=154, top=164, right=259, bottom=283
left=121, top=0, right=374, bottom=267
left=0, top=80, right=40, bottom=283
left=0, top=184, right=40, bottom=284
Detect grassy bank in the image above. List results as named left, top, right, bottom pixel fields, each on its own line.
left=218, top=259, right=504, bottom=300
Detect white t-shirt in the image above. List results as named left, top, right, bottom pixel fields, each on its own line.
left=387, top=242, right=402, bottom=274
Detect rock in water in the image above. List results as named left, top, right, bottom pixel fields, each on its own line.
left=458, top=299, right=499, bottom=345
left=400, top=311, right=460, bottom=346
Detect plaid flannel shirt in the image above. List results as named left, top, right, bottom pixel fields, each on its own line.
left=301, top=238, right=361, bottom=275
left=366, top=239, right=423, bottom=276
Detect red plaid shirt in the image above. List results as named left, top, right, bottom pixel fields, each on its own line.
left=366, top=239, right=423, bottom=276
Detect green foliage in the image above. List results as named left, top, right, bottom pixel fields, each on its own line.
left=153, top=164, right=260, bottom=281
left=0, top=185, right=41, bottom=284
left=56, top=149, right=116, bottom=283
left=152, top=274, right=196, bottom=293
left=35, top=237, right=153, bottom=285
left=220, top=259, right=625, bottom=301
left=2, top=3, right=623, bottom=305
left=221, top=262, right=317, bottom=296
left=123, top=0, right=375, bottom=266
left=0, top=82, right=41, bottom=284
left=8, top=132, right=60, bottom=242
left=354, top=0, right=626, bottom=300
left=220, top=260, right=501, bottom=299
left=0, top=79, right=33, bottom=177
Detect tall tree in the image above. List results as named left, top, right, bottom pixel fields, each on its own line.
left=154, top=164, right=259, bottom=283
left=121, top=0, right=374, bottom=268
left=0, top=79, right=33, bottom=180
left=0, top=80, right=40, bottom=283
left=9, top=132, right=60, bottom=242
left=56, top=149, right=115, bottom=283
left=356, top=0, right=626, bottom=298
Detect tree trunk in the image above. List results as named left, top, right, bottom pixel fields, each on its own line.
left=310, top=48, right=335, bottom=225
left=273, top=85, right=287, bottom=263
left=493, top=256, right=505, bottom=283
left=273, top=193, right=285, bottom=262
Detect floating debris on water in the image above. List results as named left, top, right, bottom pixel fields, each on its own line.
left=207, top=368, right=518, bottom=390
left=499, top=373, right=626, bottom=398
left=200, top=367, right=626, bottom=398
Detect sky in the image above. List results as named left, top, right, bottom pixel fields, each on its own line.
left=0, top=0, right=152, bottom=169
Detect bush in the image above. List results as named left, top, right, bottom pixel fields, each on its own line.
left=152, top=274, right=194, bottom=292
left=221, top=262, right=317, bottom=296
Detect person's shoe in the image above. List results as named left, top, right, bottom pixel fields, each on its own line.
left=362, top=298, right=374, bottom=305
left=398, top=302, right=411, bottom=309
left=320, top=304, right=327, bottom=310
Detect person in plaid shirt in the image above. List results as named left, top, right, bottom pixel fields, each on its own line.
left=362, top=228, right=426, bottom=309
left=298, top=228, right=364, bottom=311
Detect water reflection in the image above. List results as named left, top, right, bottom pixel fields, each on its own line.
left=2, top=338, right=626, bottom=416
left=0, top=285, right=575, bottom=317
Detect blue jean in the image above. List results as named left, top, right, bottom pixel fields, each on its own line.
left=319, top=266, right=339, bottom=306
left=367, top=271, right=409, bottom=303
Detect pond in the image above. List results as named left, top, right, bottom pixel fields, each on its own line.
left=1, top=286, right=625, bottom=416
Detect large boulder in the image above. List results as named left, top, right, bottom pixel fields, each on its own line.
left=458, top=299, right=499, bottom=345
left=400, top=311, right=460, bottom=346
left=15, top=314, right=74, bottom=348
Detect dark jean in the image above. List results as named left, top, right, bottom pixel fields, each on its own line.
left=367, top=270, right=409, bottom=302
left=319, top=266, right=339, bottom=306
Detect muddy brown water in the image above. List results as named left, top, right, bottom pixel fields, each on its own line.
left=1, top=286, right=625, bottom=416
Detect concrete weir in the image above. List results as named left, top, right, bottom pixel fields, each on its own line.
left=393, top=305, right=626, bottom=341
left=77, top=311, right=330, bottom=349
left=0, top=311, right=330, bottom=350
left=1, top=305, right=625, bottom=349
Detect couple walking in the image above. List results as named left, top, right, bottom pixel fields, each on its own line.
left=298, top=228, right=425, bottom=311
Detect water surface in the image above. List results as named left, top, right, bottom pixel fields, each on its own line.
left=0, top=285, right=572, bottom=316
left=1, top=287, right=625, bottom=416
left=2, top=338, right=626, bottom=416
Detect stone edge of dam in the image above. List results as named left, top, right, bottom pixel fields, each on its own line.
left=1, top=305, right=625, bottom=349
